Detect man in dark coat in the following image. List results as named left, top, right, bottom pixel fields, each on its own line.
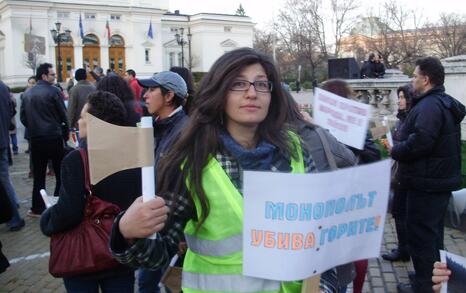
left=67, top=68, right=95, bottom=128
left=21, top=63, right=69, bottom=216
left=0, top=80, right=25, bottom=231
left=360, top=52, right=385, bottom=79
left=392, top=57, right=466, bottom=293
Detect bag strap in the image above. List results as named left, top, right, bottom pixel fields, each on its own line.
left=315, top=127, right=338, bottom=171
left=78, top=148, right=92, bottom=194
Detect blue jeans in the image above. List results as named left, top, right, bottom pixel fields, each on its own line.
left=10, top=133, right=17, bottom=153
left=63, top=273, right=134, bottom=293
left=0, top=148, right=22, bottom=227
left=137, top=268, right=166, bottom=293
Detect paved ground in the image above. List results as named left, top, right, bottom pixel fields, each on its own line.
left=1, top=98, right=465, bottom=292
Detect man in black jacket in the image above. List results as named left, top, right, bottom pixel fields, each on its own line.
left=0, top=80, right=25, bottom=231
left=21, top=63, right=69, bottom=216
left=391, top=57, right=466, bottom=293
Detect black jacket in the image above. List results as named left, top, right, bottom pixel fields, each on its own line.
left=20, top=80, right=68, bottom=140
left=391, top=85, right=466, bottom=192
left=0, top=81, right=11, bottom=149
left=360, top=61, right=385, bottom=79
left=153, top=108, right=188, bottom=184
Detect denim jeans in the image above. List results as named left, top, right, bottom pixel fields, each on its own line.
left=10, top=133, right=17, bottom=153
left=0, top=148, right=22, bottom=227
left=137, top=268, right=166, bottom=293
left=63, top=273, right=134, bottom=293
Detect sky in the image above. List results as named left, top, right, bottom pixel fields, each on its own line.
left=170, top=0, right=466, bottom=31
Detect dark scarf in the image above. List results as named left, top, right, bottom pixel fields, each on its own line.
left=219, top=131, right=276, bottom=171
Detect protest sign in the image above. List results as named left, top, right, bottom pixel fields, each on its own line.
left=440, top=250, right=466, bottom=293
left=313, top=88, right=372, bottom=149
left=243, top=160, right=390, bottom=281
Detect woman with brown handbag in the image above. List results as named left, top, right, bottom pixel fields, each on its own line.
left=40, top=91, right=141, bottom=292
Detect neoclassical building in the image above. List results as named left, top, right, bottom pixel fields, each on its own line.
left=0, top=0, right=254, bottom=86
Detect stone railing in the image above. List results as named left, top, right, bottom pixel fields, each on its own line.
left=345, top=69, right=411, bottom=122
left=442, top=55, right=466, bottom=138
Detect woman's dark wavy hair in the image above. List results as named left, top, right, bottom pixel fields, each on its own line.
left=87, top=91, right=127, bottom=126
left=157, top=47, right=294, bottom=231
left=96, top=75, right=137, bottom=125
left=397, top=84, right=414, bottom=112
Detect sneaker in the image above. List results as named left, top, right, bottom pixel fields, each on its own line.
left=27, top=210, right=41, bottom=218
left=9, top=219, right=25, bottom=232
left=381, top=248, right=410, bottom=262
left=397, top=283, right=415, bottom=293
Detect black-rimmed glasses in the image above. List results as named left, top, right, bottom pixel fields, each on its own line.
left=230, top=80, right=273, bottom=93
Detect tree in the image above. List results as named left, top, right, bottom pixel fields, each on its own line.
left=330, top=0, right=360, bottom=57
left=427, top=13, right=466, bottom=58
left=235, top=4, right=246, bottom=16
left=364, top=0, right=426, bottom=68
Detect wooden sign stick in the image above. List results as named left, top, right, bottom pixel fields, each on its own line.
left=301, top=274, right=321, bottom=293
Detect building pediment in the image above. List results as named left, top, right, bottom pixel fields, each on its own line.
left=163, top=39, right=180, bottom=48
left=220, top=39, right=237, bottom=48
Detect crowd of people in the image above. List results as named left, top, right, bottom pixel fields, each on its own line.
left=0, top=48, right=465, bottom=293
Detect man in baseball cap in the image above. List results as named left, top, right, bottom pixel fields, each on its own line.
left=136, top=71, right=189, bottom=293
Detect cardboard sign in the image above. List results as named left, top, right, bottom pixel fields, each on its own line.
left=313, top=88, right=372, bottom=149
left=243, top=160, right=391, bottom=281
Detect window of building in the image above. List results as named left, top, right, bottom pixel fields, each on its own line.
left=169, top=52, right=175, bottom=68
left=224, top=26, right=232, bottom=32
left=145, top=48, right=150, bottom=64
left=110, top=14, right=121, bottom=21
left=109, top=35, right=124, bottom=46
left=85, top=13, right=96, bottom=20
left=170, top=27, right=179, bottom=33
left=57, top=11, right=70, bottom=19
left=178, top=53, right=182, bottom=66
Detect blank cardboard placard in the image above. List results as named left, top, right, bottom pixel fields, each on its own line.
left=87, top=114, right=154, bottom=184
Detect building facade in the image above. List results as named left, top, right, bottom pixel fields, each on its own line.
left=0, top=0, right=254, bottom=87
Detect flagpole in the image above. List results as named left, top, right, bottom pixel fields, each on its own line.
left=140, top=116, right=157, bottom=239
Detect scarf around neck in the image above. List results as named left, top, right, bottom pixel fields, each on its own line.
left=219, top=131, right=276, bottom=171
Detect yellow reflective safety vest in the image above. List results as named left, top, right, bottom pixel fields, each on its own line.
left=182, top=132, right=305, bottom=293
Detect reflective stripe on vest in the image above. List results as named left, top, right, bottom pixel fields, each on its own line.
left=182, top=271, right=281, bottom=292
left=185, top=233, right=242, bottom=257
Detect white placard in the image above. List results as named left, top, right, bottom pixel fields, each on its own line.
left=313, top=88, right=372, bottom=149
left=243, top=160, right=391, bottom=281
left=440, top=250, right=466, bottom=293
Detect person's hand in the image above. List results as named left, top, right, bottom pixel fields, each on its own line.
left=300, top=111, right=313, bottom=123
left=380, top=138, right=392, bottom=153
left=119, top=196, right=169, bottom=240
left=432, top=261, right=451, bottom=292
left=178, top=241, right=187, bottom=256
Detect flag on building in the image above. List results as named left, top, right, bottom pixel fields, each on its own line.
left=79, top=14, right=84, bottom=39
left=105, top=20, right=111, bottom=40
left=147, top=21, right=153, bottom=39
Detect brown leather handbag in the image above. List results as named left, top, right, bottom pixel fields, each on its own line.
left=49, top=148, right=121, bottom=278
